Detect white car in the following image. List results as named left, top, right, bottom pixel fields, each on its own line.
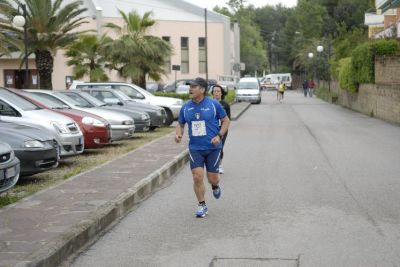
left=25, top=90, right=135, bottom=142
left=70, top=82, right=183, bottom=126
left=0, top=88, right=84, bottom=157
left=175, top=84, right=189, bottom=95
left=0, top=142, right=20, bottom=193
left=236, top=77, right=262, bottom=104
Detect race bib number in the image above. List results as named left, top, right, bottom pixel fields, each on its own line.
left=192, top=120, right=206, bottom=136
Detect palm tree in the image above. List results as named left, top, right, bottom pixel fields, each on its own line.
left=1, top=0, right=88, bottom=89
left=65, top=34, right=111, bottom=82
left=0, top=0, right=17, bottom=57
left=104, top=10, right=172, bottom=88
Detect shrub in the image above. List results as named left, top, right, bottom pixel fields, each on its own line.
left=371, top=39, right=399, bottom=55
left=338, top=57, right=358, bottom=93
left=351, top=42, right=374, bottom=85
left=351, top=39, right=399, bottom=87
left=154, top=90, right=236, bottom=104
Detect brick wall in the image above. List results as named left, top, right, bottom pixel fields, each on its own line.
left=375, top=56, right=400, bottom=85
left=320, top=80, right=400, bottom=125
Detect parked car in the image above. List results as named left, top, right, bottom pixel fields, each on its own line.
left=175, top=84, right=189, bottom=95
left=146, top=82, right=164, bottom=92
left=236, top=77, right=262, bottom=104
left=0, top=88, right=84, bottom=157
left=25, top=90, right=135, bottom=142
left=0, top=122, right=59, bottom=176
left=59, top=91, right=151, bottom=132
left=0, top=141, right=20, bottom=193
left=75, top=88, right=166, bottom=129
left=16, top=91, right=111, bottom=148
left=162, top=79, right=194, bottom=93
left=71, top=82, right=182, bottom=126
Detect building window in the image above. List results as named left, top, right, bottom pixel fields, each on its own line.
left=162, top=36, right=171, bottom=73
left=181, top=37, right=189, bottom=73
left=198, top=37, right=206, bottom=73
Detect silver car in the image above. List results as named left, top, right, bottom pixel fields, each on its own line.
left=0, top=142, right=20, bottom=193
left=71, top=82, right=183, bottom=126
left=0, top=88, right=83, bottom=157
left=26, top=90, right=135, bottom=142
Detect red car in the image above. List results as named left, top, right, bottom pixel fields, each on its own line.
left=13, top=89, right=111, bottom=149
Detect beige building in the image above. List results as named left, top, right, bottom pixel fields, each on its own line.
left=0, top=0, right=240, bottom=89
left=365, top=0, right=400, bottom=39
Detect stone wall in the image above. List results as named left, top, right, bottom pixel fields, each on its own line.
left=375, top=56, right=400, bottom=85
left=320, top=80, right=400, bottom=125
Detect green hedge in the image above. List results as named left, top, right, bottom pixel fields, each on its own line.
left=154, top=90, right=236, bottom=104
left=338, top=39, right=399, bottom=92
left=338, top=57, right=358, bottom=93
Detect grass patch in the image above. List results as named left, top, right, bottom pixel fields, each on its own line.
left=0, top=127, right=175, bottom=208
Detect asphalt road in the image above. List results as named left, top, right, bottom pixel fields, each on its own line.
left=71, top=90, right=400, bottom=267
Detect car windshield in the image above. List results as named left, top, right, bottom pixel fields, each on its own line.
left=115, top=84, right=153, bottom=98
left=109, top=89, right=131, bottom=101
left=0, top=89, right=41, bottom=111
left=54, top=92, right=93, bottom=108
left=78, top=92, right=106, bottom=106
left=23, top=92, right=69, bottom=109
left=238, top=82, right=259, bottom=89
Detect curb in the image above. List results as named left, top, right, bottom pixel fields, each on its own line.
left=21, top=149, right=189, bottom=267
left=231, top=102, right=251, bottom=121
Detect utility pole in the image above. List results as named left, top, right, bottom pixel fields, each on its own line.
left=205, top=8, right=208, bottom=81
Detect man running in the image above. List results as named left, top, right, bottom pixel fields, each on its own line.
left=175, top=77, right=230, bottom=218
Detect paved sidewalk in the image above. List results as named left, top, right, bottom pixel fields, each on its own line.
left=0, top=102, right=250, bottom=267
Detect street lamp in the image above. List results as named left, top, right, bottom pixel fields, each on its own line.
left=12, top=4, right=29, bottom=89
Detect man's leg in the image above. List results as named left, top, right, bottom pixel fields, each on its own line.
left=192, top=167, right=205, bottom=202
left=207, top=171, right=219, bottom=187
left=205, top=149, right=222, bottom=199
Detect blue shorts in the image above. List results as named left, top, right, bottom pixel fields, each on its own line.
left=189, top=149, right=221, bottom=173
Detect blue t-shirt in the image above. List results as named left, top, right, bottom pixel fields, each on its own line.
left=178, top=96, right=227, bottom=150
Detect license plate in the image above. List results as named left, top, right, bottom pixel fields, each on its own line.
left=5, top=166, right=16, bottom=179
left=78, top=138, right=83, bottom=145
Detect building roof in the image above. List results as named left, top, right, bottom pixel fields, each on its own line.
left=83, top=0, right=229, bottom=23
left=377, top=0, right=400, bottom=12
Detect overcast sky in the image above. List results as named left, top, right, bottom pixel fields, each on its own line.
left=184, top=0, right=297, bottom=9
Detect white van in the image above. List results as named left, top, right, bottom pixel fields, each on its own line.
left=261, top=73, right=292, bottom=90
left=235, top=77, right=261, bottom=104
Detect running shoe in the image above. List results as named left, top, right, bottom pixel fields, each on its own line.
left=218, top=166, right=224, bottom=174
left=196, top=204, right=208, bottom=218
left=212, top=185, right=221, bottom=199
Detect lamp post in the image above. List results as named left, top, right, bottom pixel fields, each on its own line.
left=12, top=4, right=29, bottom=89
left=308, top=52, right=315, bottom=81
left=316, top=45, right=323, bottom=87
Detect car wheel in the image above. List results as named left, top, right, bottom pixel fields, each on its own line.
left=164, top=108, right=174, bottom=126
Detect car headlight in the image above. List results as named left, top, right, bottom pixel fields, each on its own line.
left=141, top=113, right=149, bottom=120
left=82, top=116, right=106, bottom=127
left=24, top=140, right=45, bottom=148
left=175, top=99, right=183, bottom=105
left=122, top=120, right=133, bottom=125
left=51, top=121, right=69, bottom=134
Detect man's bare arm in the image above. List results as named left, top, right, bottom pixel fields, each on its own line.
left=175, top=123, right=185, bottom=143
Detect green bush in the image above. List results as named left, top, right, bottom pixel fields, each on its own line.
left=154, top=90, right=236, bottom=104
left=351, top=42, right=374, bottom=85
left=371, top=39, right=399, bottom=55
left=154, top=92, right=191, bottom=101
left=338, top=57, right=358, bottom=93
left=339, top=39, right=400, bottom=92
